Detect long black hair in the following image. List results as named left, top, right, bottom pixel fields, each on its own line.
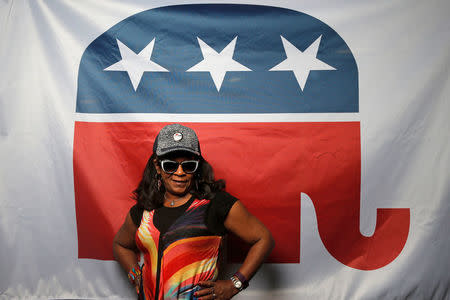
left=132, top=152, right=225, bottom=210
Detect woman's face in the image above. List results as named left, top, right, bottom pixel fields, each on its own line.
left=155, top=154, right=197, bottom=197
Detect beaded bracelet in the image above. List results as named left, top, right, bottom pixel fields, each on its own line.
left=127, top=265, right=142, bottom=285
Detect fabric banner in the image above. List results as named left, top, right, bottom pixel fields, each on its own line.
left=1, top=1, right=449, bottom=299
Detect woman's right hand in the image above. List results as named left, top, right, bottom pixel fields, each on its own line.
left=112, top=213, right=142, bottom=297
left=134, top=273, right=141, bottom=294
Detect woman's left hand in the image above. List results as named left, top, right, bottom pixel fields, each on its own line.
left=194, top=280, right=238, bottom=300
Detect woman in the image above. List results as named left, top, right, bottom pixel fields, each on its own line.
left=113, top=124, right=274, bottom=300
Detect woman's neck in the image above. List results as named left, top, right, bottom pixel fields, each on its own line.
left=163, top=192, right=192, bottom=207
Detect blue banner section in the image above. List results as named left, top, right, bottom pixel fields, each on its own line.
left=76, top=4, right=358, bottom=113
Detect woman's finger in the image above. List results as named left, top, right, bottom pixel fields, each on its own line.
left=198, top=296, right=216, bottom=300
left=197, top=280, right=215, bottom=287
left=197, top=293, right=217, bottom=300
left=194, top=286, right=215, bottom=297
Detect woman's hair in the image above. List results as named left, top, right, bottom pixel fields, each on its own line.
left=132, top=152, right=225, bottom=210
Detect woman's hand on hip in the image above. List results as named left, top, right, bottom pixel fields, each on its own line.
left=134, top=273, right=141, bottom=295
left=195, top=280, right=239, bottom=300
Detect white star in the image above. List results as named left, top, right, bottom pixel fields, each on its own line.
left=104, top=38, right=168, bottom=91
left=187, top=36, right=251, bottom=91
left=270, top=35, right=336, bottom=91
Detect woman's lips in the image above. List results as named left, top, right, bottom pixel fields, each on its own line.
left=172, top=179, right=188, bottom=187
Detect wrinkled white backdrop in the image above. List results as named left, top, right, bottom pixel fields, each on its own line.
left=1, top=0, right=449, bottom=299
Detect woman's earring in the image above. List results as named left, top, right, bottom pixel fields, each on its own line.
left=156, top=173, right=162, bottom=191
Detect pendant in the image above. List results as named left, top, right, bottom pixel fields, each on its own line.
left=171, top=200, right=174, bottom=206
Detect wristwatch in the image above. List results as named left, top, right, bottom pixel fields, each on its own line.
left=230, top=275, right=243, bottom=291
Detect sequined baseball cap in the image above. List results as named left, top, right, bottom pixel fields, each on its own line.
left=153, top=124, right=201, bottom=156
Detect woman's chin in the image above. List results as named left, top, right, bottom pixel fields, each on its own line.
left=167, top=188, right=190, bottom=197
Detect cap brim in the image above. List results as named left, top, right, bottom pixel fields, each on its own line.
left=157, top=147, right=200, bottom=157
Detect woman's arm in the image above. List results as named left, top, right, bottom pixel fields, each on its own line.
left=196, top=201, right=275, bottom=300
left=224, top=201, right=275, bottom=281
left=112, top=212, right=141, bottom=293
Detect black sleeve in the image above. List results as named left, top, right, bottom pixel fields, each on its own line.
left=206, top=190, right=238, bottom=235
left=130, top=204, right=144, bottom=227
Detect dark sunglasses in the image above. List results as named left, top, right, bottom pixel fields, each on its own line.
left=160, top=160, right=199, bottom=174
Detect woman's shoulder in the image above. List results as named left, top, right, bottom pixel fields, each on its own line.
left=210, top=191, right=238, bottom=218
left=211, top=190, right=238, bottom=204
left=129, top=203, right=145, bottom=227
left=205, top=190, right=238, bottom=235
left=208, top=190, right=238, bottom=213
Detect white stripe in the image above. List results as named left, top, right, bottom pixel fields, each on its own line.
left=74, top=113, right=359, bottom=122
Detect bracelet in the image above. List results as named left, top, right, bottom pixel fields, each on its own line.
left=233, top=271, right=249, bottom=289
left=127, top=265, right=142, bottom=285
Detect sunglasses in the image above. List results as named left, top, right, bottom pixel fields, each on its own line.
left=160, top=159, right=199, bottom=174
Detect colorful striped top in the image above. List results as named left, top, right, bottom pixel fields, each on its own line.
left=134, top=192, right=237, bottom=300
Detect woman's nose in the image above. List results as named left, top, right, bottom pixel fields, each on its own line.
left=173, top=164, right=185, bottom=175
